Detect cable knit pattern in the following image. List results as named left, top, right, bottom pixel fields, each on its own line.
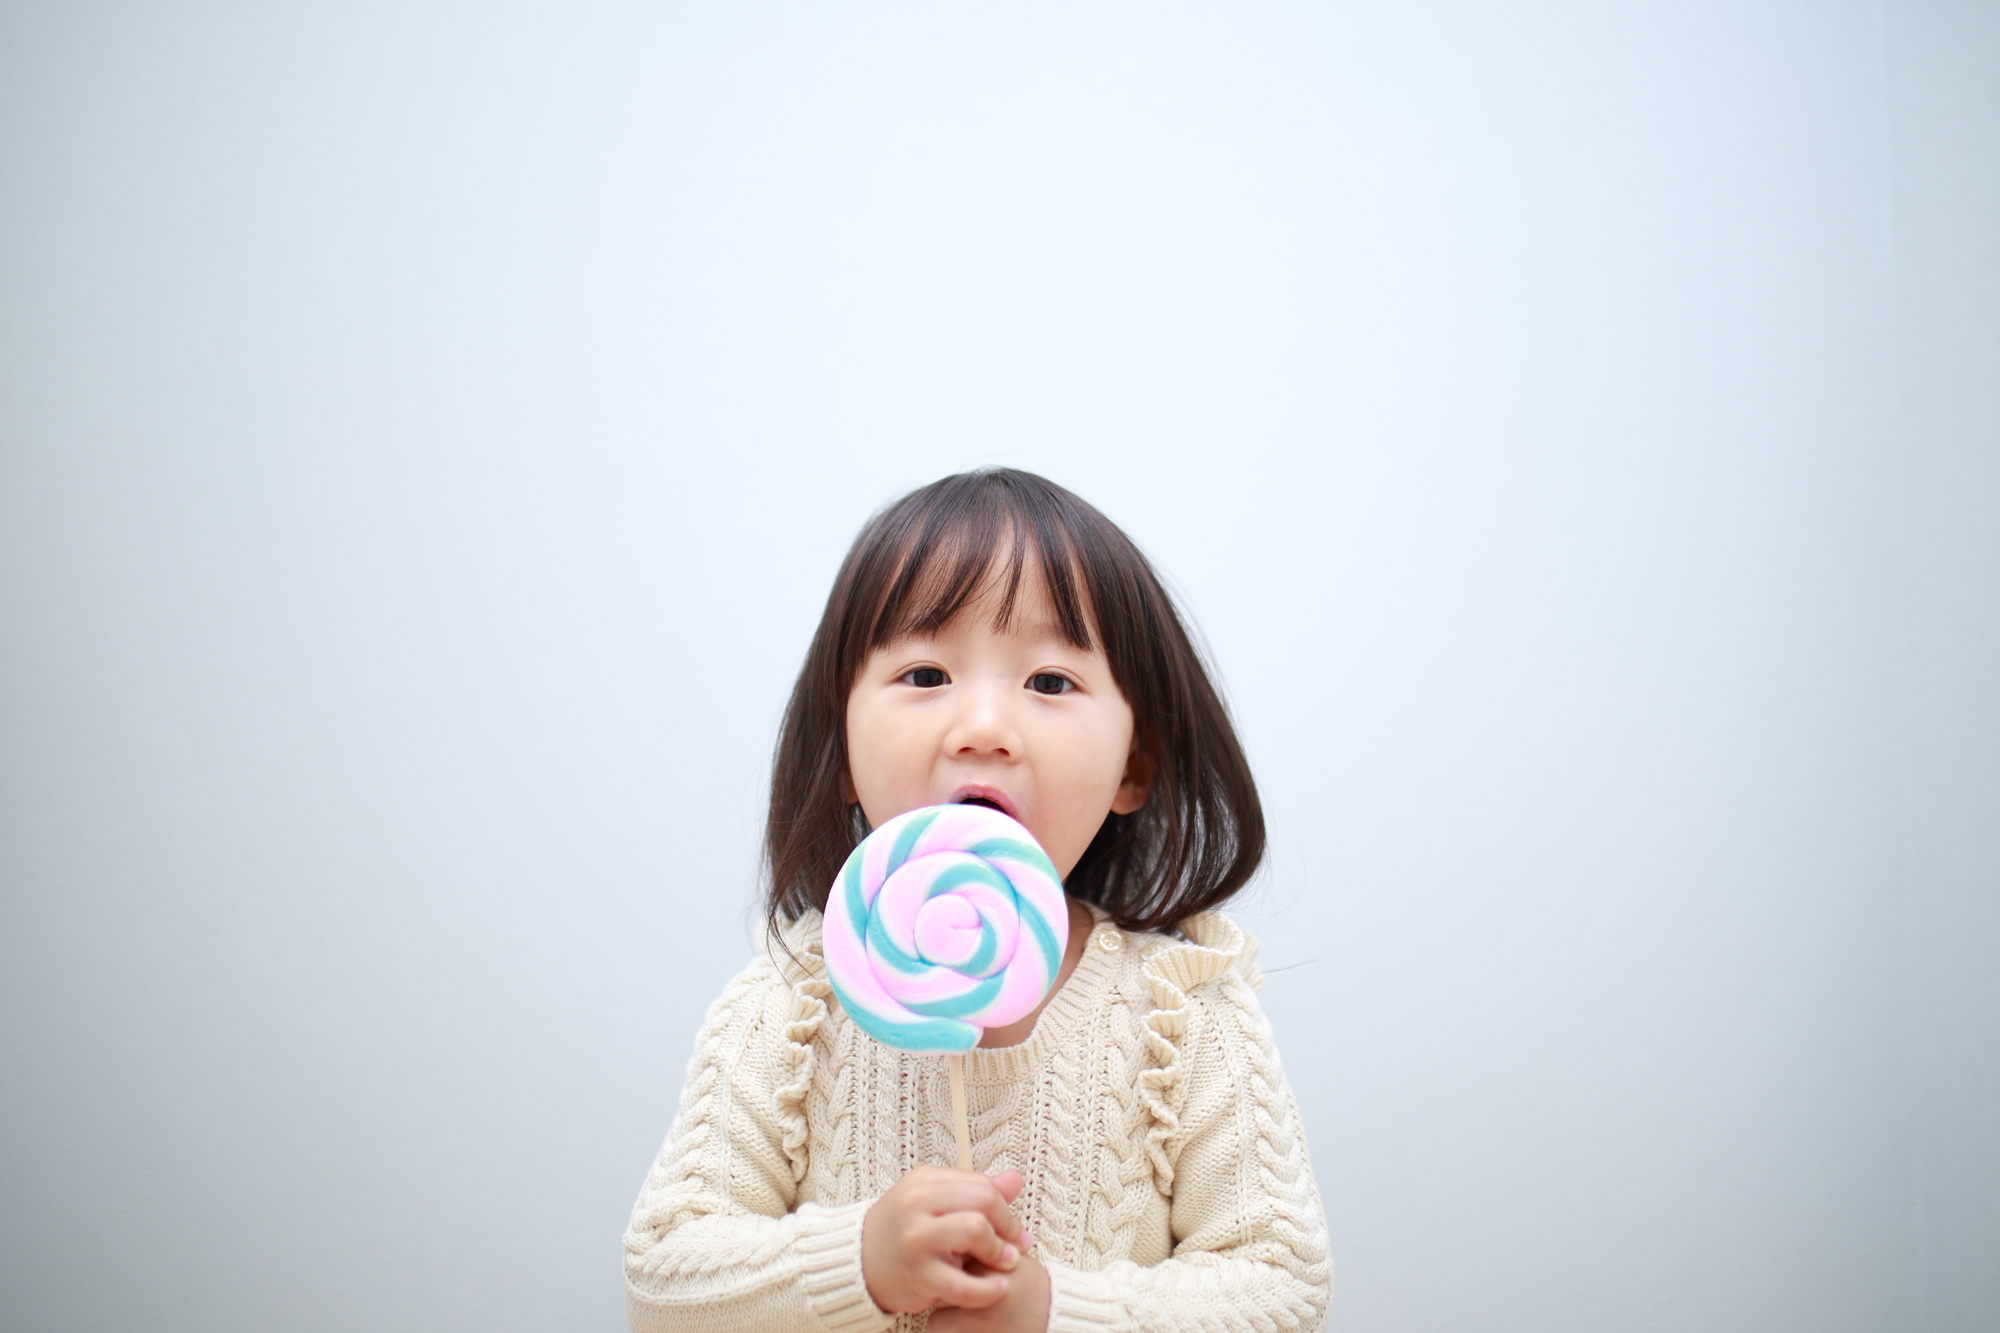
left=624, top=909, right=1331, bottom=1333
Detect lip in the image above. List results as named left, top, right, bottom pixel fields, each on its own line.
left=947, top=785, right=1020, bottom=822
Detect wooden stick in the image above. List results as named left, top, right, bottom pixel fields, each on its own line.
left=947, top=1053, right=972, bottom=1171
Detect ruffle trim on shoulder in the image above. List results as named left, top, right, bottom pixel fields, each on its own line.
left=1136, top=910, right=1263, bottom=1193
left=772, top=911, right=831, bottom=1185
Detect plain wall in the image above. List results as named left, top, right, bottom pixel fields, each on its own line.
left=2, top=2, right=1993, bottom=1331
left=1892, top=3, right=2000, bottom=1328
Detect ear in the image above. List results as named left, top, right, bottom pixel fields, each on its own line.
left=840, top=768, right=858, bottom=805
left=1110, top=745, right=1154, bottom=815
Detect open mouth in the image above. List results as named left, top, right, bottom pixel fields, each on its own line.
left=950, top=787, right=1016, bottom=820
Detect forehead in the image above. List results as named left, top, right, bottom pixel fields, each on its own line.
left=868, top=522, right=1098, bottom=653
left=906, top=570, right=1072, bottom=644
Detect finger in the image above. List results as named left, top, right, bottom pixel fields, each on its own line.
left=954, top=1179, right=1022, bottom=1242
left=975, top=1189, right=1022, bottom=1244
left=918, top=1169, right=1010, bottom=1206
left=917, top=1176, right=1022, bottom=1243
left=990, top=1169, right=1024, bottom=1202
left=929, top=1262, right=1009, bottom=1311
left=947, top=1214, right=1020, bottom=1270
left=925, top=1212, right=1017, bottom=1269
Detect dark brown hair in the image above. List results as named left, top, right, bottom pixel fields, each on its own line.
left=764, top=468, right=1264, bottom=937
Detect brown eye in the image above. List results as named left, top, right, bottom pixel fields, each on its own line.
left=1028, top=672, right=1072, bottom=695
left=904, top=667, right=948, bottom=688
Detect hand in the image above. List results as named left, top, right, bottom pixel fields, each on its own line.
left=862, top=1167, right=1030, bottom=1315
left=929, top=1254, right=1051, bottom=1333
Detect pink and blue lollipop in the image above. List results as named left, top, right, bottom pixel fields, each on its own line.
left=822, top=804, right=1069, bottom=1054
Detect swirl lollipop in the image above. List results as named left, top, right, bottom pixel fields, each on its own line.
left=823, top=804, right=1069, bottom=1167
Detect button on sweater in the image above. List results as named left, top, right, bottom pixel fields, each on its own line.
left=623, top=909, right=1332, bottom=1332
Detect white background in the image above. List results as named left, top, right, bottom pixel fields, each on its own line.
left=2, top=2, right=1994, bottom=1330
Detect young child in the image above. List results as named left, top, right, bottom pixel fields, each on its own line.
left=623, top=469, right=1332, bottom=1332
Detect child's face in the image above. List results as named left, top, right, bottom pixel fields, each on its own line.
left=845, top=569, right=1152, bottom=881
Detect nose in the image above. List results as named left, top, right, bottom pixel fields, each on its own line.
left=943, top=677, right=1020, bottom=759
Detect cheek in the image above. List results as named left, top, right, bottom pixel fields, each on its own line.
left=1097, top=706, right=1137, bottom=787
left=843, top=695, right=884, bottom=798
left=1053, top=709, right=1134, bottom=799
left=844, top=693, right=930, bottom=808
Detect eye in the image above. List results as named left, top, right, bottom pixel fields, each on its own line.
left=1027, top=672, right=1073, bottom=696
left=902, top=666, right=949, bottom=688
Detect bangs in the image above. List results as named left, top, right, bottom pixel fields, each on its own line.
left=857, top=483, right=1097, bottom=660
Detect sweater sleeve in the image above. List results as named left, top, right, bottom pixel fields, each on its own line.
left=622, top=951, right=893, bottom=1333
left=1039, top=919, right=1334, bottom=1333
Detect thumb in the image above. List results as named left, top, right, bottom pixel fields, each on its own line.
left=989, top=1169, right=1024, bottom=1202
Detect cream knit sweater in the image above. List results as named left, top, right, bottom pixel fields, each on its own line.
left=623, top=908, right=1331, bottom=1333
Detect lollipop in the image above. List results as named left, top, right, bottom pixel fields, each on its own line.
left=823, top=803, right=1069, bottom=1167
left=825, top=803, right=1069, bottom=1052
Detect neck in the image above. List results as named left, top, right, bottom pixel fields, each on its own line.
left=977, top=896, right=1095, bottom=1049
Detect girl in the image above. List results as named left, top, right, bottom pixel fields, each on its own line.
left=624, top=469, right=1332, bottom=1332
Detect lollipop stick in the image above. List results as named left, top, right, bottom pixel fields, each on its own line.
left=947, top=1054, right=972, bottom=1171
